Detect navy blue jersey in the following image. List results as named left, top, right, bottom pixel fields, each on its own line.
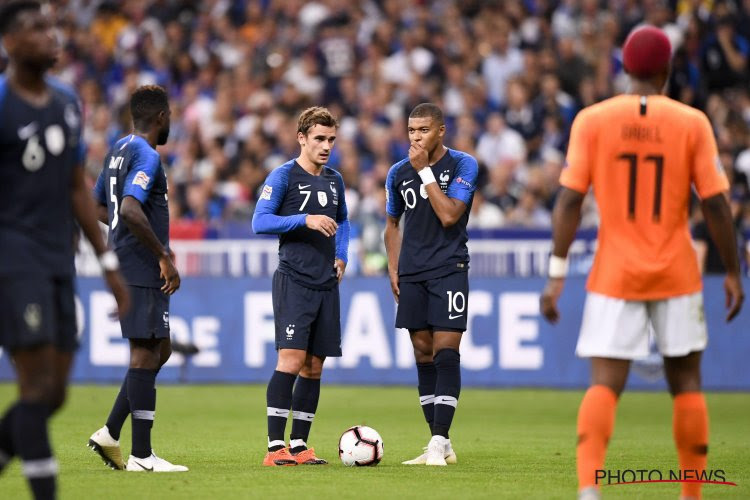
left=93, top=135, right=169, bottom=287
left=252, top=160, right=349, bottom=290
left=386, top=148, right=478, bottom=282
left=0, top=76, right=84, bottom=278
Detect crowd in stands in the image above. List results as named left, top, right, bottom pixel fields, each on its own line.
left=4, top=0, right=749, bottom=274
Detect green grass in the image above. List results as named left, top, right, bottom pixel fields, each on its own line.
left=0, top=384, right=747, bottom=499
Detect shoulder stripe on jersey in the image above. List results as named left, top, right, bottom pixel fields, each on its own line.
left=45, top=76, right=78, bottom=102
left=119, top=135, right=135, bottom=150
left=639, top=95, right=647, bottom=116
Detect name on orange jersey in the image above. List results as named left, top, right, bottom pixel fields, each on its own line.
left=621, top=125, right=663, bottom=143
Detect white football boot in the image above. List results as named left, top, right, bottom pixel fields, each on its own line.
left=425, top=435, right=448, bottom=466
left=88, top=426, right=125, bottom=470
left=402, top=438, right=457, bottom=465
left=126, top=451, right=188, bottom=472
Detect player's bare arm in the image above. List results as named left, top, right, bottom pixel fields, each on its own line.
left=306, top=214, right=337, bottom=237
left=71, top=165, right=131, bottom=317
left=95, top=202, right=109, bottom=225
left=384, top=215, right=402, bottom=303
left=700, top=192, right=744, bottom=321
left=540, top=187, right=585, bottom=323
left=409, top=142, right=468, bottom=227
left=120, top=195, right=180, bottom=295
left=335, top=258, right=346, bottom=283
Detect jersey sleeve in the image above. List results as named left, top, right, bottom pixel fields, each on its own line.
left=334, top=172, right=350, bottom=262
left=385, top=163, right=404, bottom=218
left=123, top=148, right=161, bottom=204
left=93, top=167, right=106, bottom=204
left=251, top=166, right=307, bottom=234
left=335, top=173, right=348, bottom=224
left=446, top=153, right=478, bottom=204
left=559, top=110, right=593, bottom=194
left=691, top=113, right=729, bottom=199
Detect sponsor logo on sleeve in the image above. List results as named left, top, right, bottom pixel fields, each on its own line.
left=132, top=171, right=151, bottom=189
left=455, top=176, right=473, bottom=188
left=260, top=184, right=273, bottom=200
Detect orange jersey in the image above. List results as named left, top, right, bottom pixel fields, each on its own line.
left=560, top=94, right=729, bottom=300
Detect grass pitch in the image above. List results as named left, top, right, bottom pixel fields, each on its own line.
left=0, top=384, right=747, bottom=499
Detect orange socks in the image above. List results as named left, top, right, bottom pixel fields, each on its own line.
left=673, top=392, right=709, bottom=499
left=576, top=385, right=618, bottom=490
left=576, top=387, right=708, bottom=497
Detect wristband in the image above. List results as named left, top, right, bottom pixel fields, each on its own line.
left=548, top=255, right=568, bottom=278
left=418, top=167, right=436, bottom=185
left=99, top=250, right=120, bottom=272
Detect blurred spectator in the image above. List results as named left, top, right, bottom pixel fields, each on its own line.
left=475, top=112, right=526, bottom=168
left=6, top=0, right=742, bottom=272
left=700, top=15, right=749, bottom=91
left=467, top=189, right=505, bottom=229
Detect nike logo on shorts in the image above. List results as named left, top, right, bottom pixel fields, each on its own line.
left=448, top=314, right=463, bottom=320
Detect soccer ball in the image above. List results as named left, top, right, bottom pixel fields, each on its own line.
left=338, top=426, right=384, bottom=466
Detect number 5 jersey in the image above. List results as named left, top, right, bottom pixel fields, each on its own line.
left=93, top=134, right=169, bottom=287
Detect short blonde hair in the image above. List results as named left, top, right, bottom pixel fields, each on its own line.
left=297, top=106, right=338, bottom=136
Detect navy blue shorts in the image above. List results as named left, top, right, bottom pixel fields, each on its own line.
left=396, top=271, right=469, bottom=332
left=0, top=275, right=78, bottom=352
left=272, top=271, right=342, bottom=357
left=119, top=285, right=170, bottom=340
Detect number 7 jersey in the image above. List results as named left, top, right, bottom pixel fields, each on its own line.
left=93, top=134, right=169, bottom=287
left=560, top=94, right=729, bottom=300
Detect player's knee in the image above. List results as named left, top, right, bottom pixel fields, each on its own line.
left=159, top=342, right=173, bottom=367
left=130, top=350, right=161, bottom=370
left=591, top=379, right=626, bottom=397
left=20, top=379, right=59, bottom=409
left=48, top=387, right=68, bottom=414
left=411, top=339, right=433, bottom=362
left=434, top=348, right=460, bottom=369
left=300, top=366, right=323, bottom=379
left=667, top=376, right=701, bottom=396
left=130, top=339, right=162, bottom=369
left=276, top=354, right=305, bottom=375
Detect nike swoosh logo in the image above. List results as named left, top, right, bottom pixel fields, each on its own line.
left=134, top=461, right=153, bottom=471
left=403, top=180, right=414, bottom=186
left=17, top=122, right=38, bottom=140
left=448, top=314, right=463, bottom=320
left=298, top=184, right=310, bottom=189
left=274, top=411, right=286, bottom=415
